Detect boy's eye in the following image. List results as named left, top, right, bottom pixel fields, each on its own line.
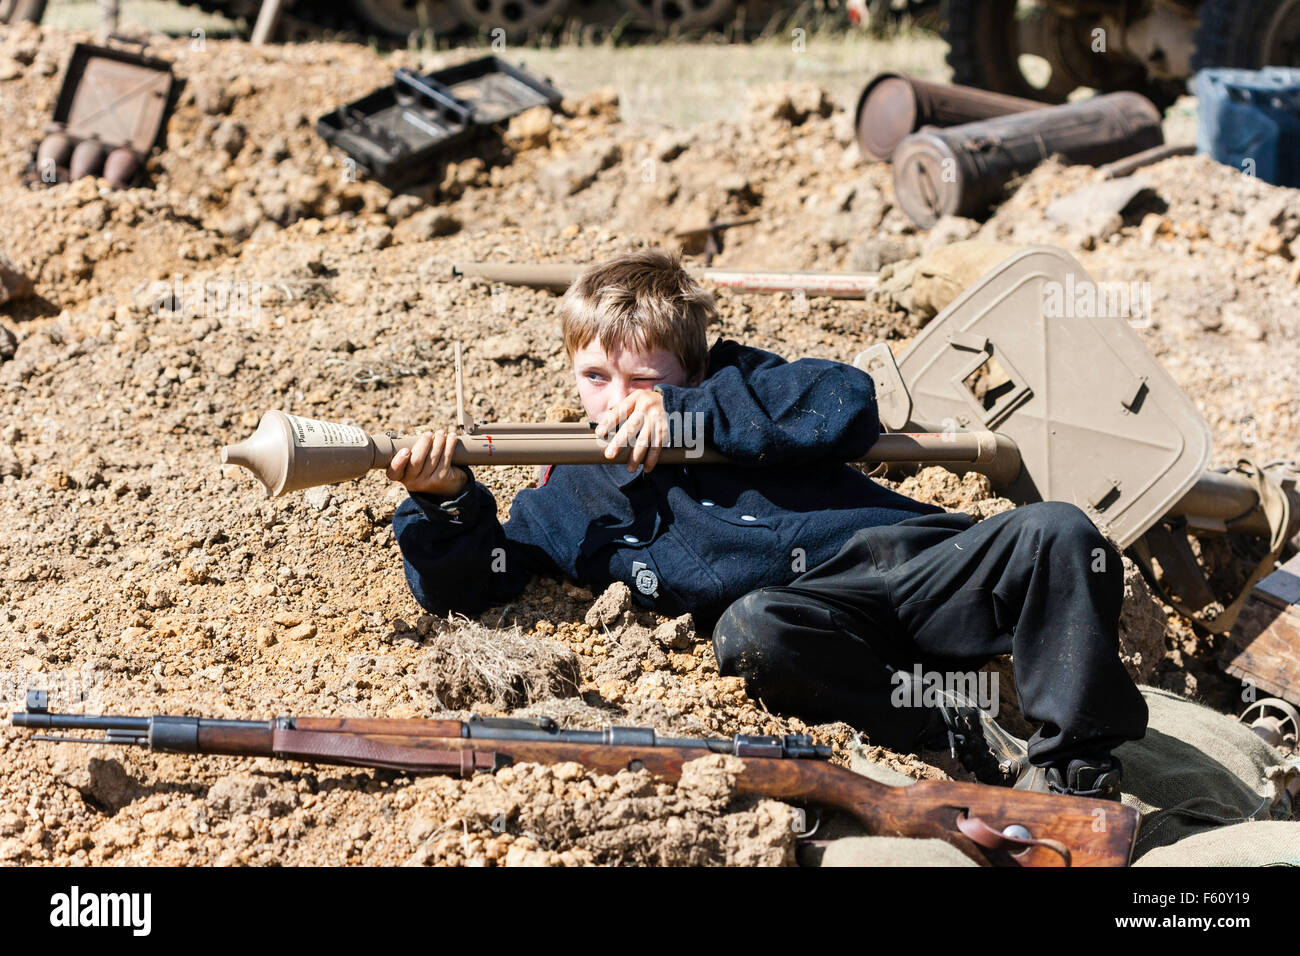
left=585, top=372, right=606, bottom=382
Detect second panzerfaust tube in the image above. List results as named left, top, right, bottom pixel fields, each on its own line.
left=1167, top=470, right=1300, bottom=539
left=219, top=410, right=1022, bottom=497
left=452, top=262, right=880, bottom=299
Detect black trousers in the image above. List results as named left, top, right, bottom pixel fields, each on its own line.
left=712, top=502, right=1149, bottom=767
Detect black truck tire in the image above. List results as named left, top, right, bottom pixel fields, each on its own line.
left=941, top=0, right=1066, bottom=102
left=1192, top=0, right=1300, bottom=71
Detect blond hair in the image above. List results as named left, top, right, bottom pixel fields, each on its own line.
left=560, top=249, right=715, bottom=380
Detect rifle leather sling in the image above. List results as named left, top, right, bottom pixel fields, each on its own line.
left=955, top=812, right=1072, bottom=866
left=272, top=728, right=495, bottom=775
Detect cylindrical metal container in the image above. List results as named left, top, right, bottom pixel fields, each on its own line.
left=36, top=132, right=75, bottom=170
left=854, top=73, right=1043, bottom=162
left=69, top=138, right=108, bottom=180
left=892, top=92, right=1165, bottom=227
left=103, top=147, right=141, bottom=188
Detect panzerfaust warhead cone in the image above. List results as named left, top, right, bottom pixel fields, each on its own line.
left=221, top=410, right=391, bottom=497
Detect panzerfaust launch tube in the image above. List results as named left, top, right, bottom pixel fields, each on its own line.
left=1166, top=470, right=1300, bottom=539
left=452, top=263, right=879, bottom=299
left=220, top=410, right=1021, bottom=497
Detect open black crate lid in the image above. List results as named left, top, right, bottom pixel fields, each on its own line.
left=424, top=56, right=563, bottom=126
left=315, top=58, right=562, bottom=184
left=316, top=69, right=476, bottom=182
left=52, top=42, right=177, bottom=154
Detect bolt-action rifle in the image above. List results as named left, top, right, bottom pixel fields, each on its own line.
left=13, top=691, right=1139, bottom=867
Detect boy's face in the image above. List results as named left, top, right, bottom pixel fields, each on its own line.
left=572, top=339, right=697, bottom=421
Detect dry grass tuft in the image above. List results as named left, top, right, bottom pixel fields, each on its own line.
left=406, top=615, right=582, bottom=711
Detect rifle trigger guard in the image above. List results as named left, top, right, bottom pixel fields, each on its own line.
left=955, top=812, right=1072, bottom=867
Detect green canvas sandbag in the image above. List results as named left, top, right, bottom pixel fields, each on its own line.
left=1133, top=822, right=1300, bottom=867
left=1117, top=686, right=1298, bottom=861
left=876, top=241, right=1024, bottom=321
left=819, top=836, right=977, bottom=867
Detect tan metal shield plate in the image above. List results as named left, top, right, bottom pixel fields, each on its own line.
left=896, top=246, right=1212, bottom=548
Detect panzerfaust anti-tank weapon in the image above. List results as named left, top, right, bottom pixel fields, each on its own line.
left=219, top=344, right=1021, bottom=498
left=12, top=690, right=1140, bottom=867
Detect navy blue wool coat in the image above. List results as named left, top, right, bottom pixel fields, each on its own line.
left=392, top=339, right=941, bottom=628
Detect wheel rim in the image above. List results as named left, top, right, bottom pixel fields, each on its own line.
left=351, top=0, right=463, bottom=36
left=1013, top=2, right=1106, bottom=101
left=617, top=0, right=736, bottom=31
left=1263, top=0, right=1300, bottom=66
left=454, top=0, right=571, bottom=34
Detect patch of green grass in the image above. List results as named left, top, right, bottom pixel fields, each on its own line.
left=44, top=0, right=241, bottom=36
left=508, top=28, right=948, bottom=126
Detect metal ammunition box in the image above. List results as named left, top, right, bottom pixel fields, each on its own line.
left=316, top=56, right=561, bottom=186
left=28, top=41, right=178, bottom=188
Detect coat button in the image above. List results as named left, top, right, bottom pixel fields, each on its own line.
left=701, top=499, right=715, bottom=507
left=741, top=515, right=757, bottom=521
left=623, top=535, right=639, bottom=543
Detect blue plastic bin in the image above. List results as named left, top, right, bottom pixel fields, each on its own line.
left=1195, top=67, right=1300, bottom=188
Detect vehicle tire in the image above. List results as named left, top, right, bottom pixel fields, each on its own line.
left=1192, top=0, right=1300, bottom=71
left=616, top=0, right=737, bottom=33
left=348, top=0, right=464, bottom=38
left=941, top=0, right=1070, bottom=103
left=449, top=0, right=571, bottom=40
left=943, top=0, right=1178, bottom=106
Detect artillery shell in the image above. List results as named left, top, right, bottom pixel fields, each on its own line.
left=37, top=133, right=75, bottom=169
left=69, top=139, right=108, bottom=180
left=103, top=148, right=141, bottom=189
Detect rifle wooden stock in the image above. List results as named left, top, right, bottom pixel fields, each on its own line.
left=213, top=722, right=1135, bottom=867
left=295, top=732, right=1135, bottom=867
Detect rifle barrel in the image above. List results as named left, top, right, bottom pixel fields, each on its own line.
left=11, top=706, right=831, bottom=760
left=10, top=712, right=149, bottom=732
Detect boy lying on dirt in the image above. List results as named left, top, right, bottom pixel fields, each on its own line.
left=389, top=250, right=1148, bottom=799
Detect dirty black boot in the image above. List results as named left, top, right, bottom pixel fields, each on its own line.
left=917, top=704, right=1025, bottom=787
left=1014, top=755, right=1124, bottom=801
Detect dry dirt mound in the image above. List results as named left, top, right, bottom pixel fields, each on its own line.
left=0, top=26, right=1292, bottom=865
